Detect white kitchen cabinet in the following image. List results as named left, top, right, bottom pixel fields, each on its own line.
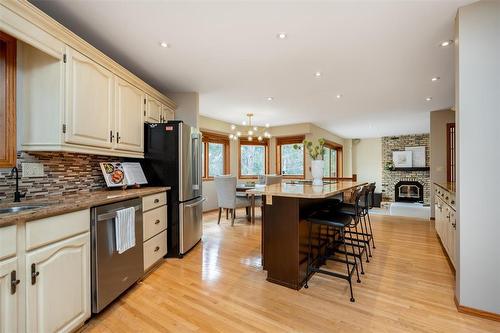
left=146, top=96, right=162, bottom=123
left=65, top=47, right=114, bottom=149
left=162, top=105, right=175, bottom=122
left=25, top=232, right=90, bottom=333
left=434, top=186, right=457, bottom=268
left=0, top=257, right=19, bottom=333
left=115, top=77, right=144, bottom=152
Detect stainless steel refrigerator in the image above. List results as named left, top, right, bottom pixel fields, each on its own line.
left=142, top=121, right=203, bottom=257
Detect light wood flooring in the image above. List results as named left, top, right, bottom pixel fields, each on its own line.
left=82, top=210, right=500, bottom=333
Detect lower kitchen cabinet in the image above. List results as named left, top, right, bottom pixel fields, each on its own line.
left=0, top=209, right=91, bottom=333
left=435, top=189, right=457, bottom=268
left=25, top=232, right=90, bottom=333
left=0, top=257, right=19, bottom=333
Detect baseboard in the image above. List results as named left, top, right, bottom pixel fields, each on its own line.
left=454, top=295, right=500, bottom=322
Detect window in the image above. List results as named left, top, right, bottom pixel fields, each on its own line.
left=239, top=138, right=268, bottom=178
left=201, top=132, right=229, bottom=179
left=323, top=141, right=343, bottom=179
left=276, top=136, right=305, bottom=178
left=447, top=123, right=456, bottom=183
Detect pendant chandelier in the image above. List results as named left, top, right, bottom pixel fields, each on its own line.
left=229, top=113, right=271, bottom=142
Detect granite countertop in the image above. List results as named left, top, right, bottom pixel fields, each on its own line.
left=434, top=182, right=456, bottom=194
left=246, top=180, right=367, bottom=199
left=0, top=186, right=170, bottom=227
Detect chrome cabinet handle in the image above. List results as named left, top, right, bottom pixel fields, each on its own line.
left=154, top=198, right=160, bottom=204
left=155, top=219, right=160, bottom=224
left=154, top=246, right=160, bottom=252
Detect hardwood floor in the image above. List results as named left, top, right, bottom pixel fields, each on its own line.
left=82, top=210, right=499, bottom=333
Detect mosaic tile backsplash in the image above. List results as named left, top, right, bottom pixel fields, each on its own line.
left=0, top=152, right=124, bottom=201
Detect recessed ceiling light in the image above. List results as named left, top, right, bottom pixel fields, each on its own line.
left=267, top=97, right=274, bottom=101
left=426, top=97, right=432, bottom=101
left=440, top=40, right=453, bottom=47
left=315, top=71, right=322, bottom=77
left=336, top=94, right=343, bottom=99
left=431, top=76, right=440, bottom=82
left=265, top=123, right=270, bottom=128
left=159, top=41, right=169, bottom=48
left=277, top=32, right=287, bottom=39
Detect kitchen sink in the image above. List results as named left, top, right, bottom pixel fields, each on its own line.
left=0, top=204, right=49, bottom=214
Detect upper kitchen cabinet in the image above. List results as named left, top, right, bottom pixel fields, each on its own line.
left=146, top=95, right=162, bottom=123
left=115, top=77, right=144, bottom=152
left=0, top=31, right=16, bottom=168
left=4, top=0, right=175, bottom=158
left=162, top=105, right=175, bottom=122
left=65, top=48, right=114, bottom=149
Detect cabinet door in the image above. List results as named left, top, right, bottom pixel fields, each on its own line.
left=0, top=257, right=18, bottom=333
left=26, top=233, right=90, bottom=333
left=163, top=105, right=175, bottom=122
left=66, top=48, right=114, bottom=148
left=146, top=96, right=161, bottom=123
left=448, top=210, right=456, bottom=266
left=115, top=77, right=144, bottom=152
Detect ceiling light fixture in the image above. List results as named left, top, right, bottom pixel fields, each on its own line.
left=159, top=41, right=169, bottom=48
left=426, top=97, right=432, bottom=101
left=336, top=94, right=343, bottom=99
left=277, top=32, right=287, bottom=39
left=315, top=71, right=322, bottom=77
left=230, top=113, right=271, bottom=141
left=440, top=40, right=453, bottom=47
left=267, top=97, right=274, bottom=101
left=431, top=77, right=440, bottom=82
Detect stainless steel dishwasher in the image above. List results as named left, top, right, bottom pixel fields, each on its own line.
left=91, top=198, right=143, bottom=313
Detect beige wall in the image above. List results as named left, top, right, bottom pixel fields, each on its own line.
left=167, top=92, right=199, bottom=127
left=429, top=109, right=455, bottom=217
left=456, top=0, right=500, bottom=315
left=352, top=138, right=382, bottom=189
left=199, top=116, right=351, bottom=211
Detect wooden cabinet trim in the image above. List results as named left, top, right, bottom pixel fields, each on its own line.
left=0, top=31, right=16, bottom=168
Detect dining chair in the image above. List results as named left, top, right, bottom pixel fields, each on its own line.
left=214, top=175, right=251, bottom=226
left=265, top=175, right=282, bottom=185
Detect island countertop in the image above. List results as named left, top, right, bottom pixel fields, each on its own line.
left=246, top=180, right=367, bottom=199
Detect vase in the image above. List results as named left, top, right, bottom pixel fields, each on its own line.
left=310, top=160, right=324, bottom=186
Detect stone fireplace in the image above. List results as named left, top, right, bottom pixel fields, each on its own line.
left=394, top=180, right=424, bottom=203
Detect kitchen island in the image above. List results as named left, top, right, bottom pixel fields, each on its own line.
left=247, top=180, right=366, bottom=290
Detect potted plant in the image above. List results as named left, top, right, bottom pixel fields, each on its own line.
left=294, top=138, right=326, bottom=186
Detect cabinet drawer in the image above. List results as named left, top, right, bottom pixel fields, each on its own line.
left=143, top=205, right=167, bottom=241
left=0, top=225, right=17, bottom=260
left=26, top=209, right=90, bottom=251
left=143, top=230, right=167, bottom=271
left=142, top=192, right=166, bottom=212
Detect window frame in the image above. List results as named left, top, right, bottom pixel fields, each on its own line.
left=323, top=140, right=343, bottom=179
left=201, top=131, right=230, bottom=180
left=276, top=135, right=306, bottom=179
left=0, top=31, right=16, bottom=168
left=238, top=138, right=269, bottom=179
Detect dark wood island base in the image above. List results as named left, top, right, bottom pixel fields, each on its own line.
left=249, top=181, right=366, bottom=290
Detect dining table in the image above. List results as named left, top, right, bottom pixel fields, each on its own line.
left=236, top=183, right=264, bottom=224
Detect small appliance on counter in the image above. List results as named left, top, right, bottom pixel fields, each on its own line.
left=142, top=121, right=203, bottom=257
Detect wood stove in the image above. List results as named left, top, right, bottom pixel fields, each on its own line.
left=395, top=180, right=423, bottom=203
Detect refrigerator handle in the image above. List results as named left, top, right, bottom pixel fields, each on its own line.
left=192, top=134, right=200, bottom=190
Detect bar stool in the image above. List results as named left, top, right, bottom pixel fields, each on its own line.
left=304, top=210, right=361, bottom=302
left=337, top=183, right=376, bottom=256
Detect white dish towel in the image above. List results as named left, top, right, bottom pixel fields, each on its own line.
left=115, top=207, right=136, bottom=254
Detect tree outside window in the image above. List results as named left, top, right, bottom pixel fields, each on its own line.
left=239, top=139, right=268, bottom=178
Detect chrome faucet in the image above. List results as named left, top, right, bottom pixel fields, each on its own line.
left=11, top=167, right=26, bottom=202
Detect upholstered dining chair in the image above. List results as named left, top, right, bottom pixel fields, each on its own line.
left=214, top=175, right=252, bottom=226
left=265, top=175, right=282, bottom=185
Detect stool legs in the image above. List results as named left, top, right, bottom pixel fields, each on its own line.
left=341, top=229, right=355, bottom=302
left=367, top=212, right=376, bottom=249
left=304, top=220, right=313, bottom=289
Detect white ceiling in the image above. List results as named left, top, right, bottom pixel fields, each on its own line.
left=31, top=0, right=472, bottom=138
